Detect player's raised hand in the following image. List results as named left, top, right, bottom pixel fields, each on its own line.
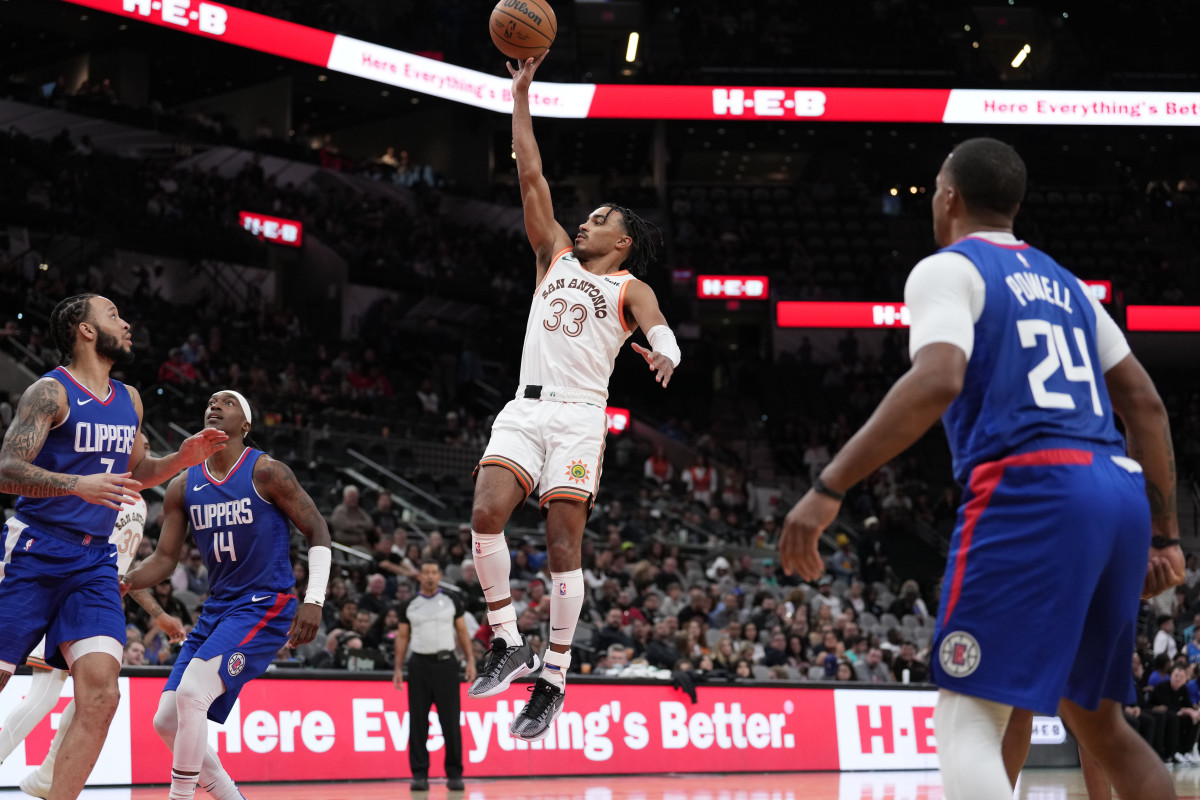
left=75, top=471, right=142, bottom=510
left=778, top=490, right=840, bottom=582
left=175, top=428, right=228, bottom=468
left=287, top=602, right=322, bottom=648
left=156, top=612, right=188, bottom=644
left=507, top=50, right=549, bottom=93
left=631, top=342, right=675, bottom=388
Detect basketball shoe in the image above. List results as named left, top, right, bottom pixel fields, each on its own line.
left=509, top=678, right=564, bottom=741
left=469, top=637, right=540, bottom=698
left=19, top=770, right=51, bottom=799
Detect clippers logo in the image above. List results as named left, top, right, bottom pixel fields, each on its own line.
left=565, top=460, right=591, bottom=485
left=122, top=0, right=229, bottom=35
left=227, top=652, right=247, bottom=676
left=938, top=631, right=981, bottom=678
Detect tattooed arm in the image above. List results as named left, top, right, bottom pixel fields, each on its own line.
left=0, top=378, right=140, bottom=508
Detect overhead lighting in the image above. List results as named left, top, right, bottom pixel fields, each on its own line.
left=1011, top=44, right=1031, bottom=68
left=909, top=186, right=918, bottom=195
left=889, top=188, right=898, bottom=196
left=625, top=32, right=639, bottom=63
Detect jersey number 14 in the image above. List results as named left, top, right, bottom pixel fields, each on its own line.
left=212, top=530, right=238, bottom=563
left=1017, top=320, right=1103, bottom=416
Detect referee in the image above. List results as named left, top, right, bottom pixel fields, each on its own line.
left=393, top=559, right=476, bottom=791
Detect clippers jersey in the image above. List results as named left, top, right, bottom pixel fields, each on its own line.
left=15, top=367, right=139, bottom=541
left=520, top=247, right=639, bottom=398
left=184, top=449, right=293, bottom=605
left=940, top=237, right=1125, bottom=483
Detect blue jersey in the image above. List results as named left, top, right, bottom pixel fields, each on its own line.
left=14, top=367, right=139, bottom=541
left=184, top=449, right=293, bottom=605
left=940, top=237, right=1125, bottom=483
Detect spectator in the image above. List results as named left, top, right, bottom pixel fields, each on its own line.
left=157, top=347, right=197, bottom=386
left=123, top=641, right=147, bottom=666
left=891, top=641, right=929, bottom=683
left=681, top=454, right=718, bottom=506
left=643, top=444, right=674, bottom=485
left=596, top=608, right=634, bottom=653
left=1150, top=664, right=1200, bottom=764
left=809, top=576, right=843, bottom=618
left=331, top=485, right=375, bottom=551
left=170, top=547, right=210, bottom=597
left=373, top=492, right=401, bottom=542
left=854, top=647, right=891, bottom=683
left=888, top=580, right=929, bottom=620
left=359, top=574, right=391, bottom=615
left=835, top=660, right=857, bottom=682
left=858, top=516, right=889, bottom=584
left=1155, top=615, right=1179, bottom=660
left=733, top=659, right=753, bottom=680
left=761, top=631, right=789, bottom=667
left=597, top=644, right=630, bottom=676
left=802, top=435, right=831, bottom=486
left=825, top=534, right=858, bottom=582
left=645, top=621, right=681, bottom=670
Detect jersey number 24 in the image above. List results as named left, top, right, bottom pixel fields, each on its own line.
left=1017, top=319, right=1103, bottom=416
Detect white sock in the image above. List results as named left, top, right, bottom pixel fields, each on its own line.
left=0, top=668, right=67, bottom=763
left=542, top=649, right=570, bottom=690
left=34, top=697, right=74, bottom=783
left=547, top=569, right=584, bottom=647
left=486, top=604, right=521, bottom=648
left=933, top=690, right=1013, bottom=800
left=169, top=769, right=199, bottom=800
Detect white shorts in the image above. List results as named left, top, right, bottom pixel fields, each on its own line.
left=478, top=398, right=608, bottom=515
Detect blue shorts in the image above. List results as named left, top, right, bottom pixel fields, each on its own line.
left=165, top=591, right=296, bottom=723
left=932, top=447, right=1149, bottom=715
left=0, top=517, right=126, bottom=670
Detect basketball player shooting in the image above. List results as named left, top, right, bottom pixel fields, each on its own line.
left=776, top=138, right=1182, bottom=800
left=466, top=51, right=681, bottom=741
left=121, top=391, right=332, bottom=800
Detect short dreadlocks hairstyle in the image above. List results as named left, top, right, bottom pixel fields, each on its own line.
left=50, top=293, right=98, bottom=366
left=595, top=202, right=661, bottom=277
left=944, top=138, right=1027, bottom=217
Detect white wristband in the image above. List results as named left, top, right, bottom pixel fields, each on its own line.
left=646, top=325, right=681, bottom=367
left=304, top=546, right=332, bottom=606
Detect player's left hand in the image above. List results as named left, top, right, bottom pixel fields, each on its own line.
left=288, top=602, right=322, bottom=647
left=465, top=658, right=477, bottom=684
left=176, top=428, right=229, bottom=468
left=631, top=342, right=675, bottom=388
left=779, top=490, right=841, bottom=581
left=1143, top=545, right=1186, bottom=599
left=157, top=612, right=187, bottom=644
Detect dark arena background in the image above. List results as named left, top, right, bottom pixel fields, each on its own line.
left=1, top=0, right=1199, bottom=797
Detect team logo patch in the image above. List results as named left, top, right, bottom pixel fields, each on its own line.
left=565, top=460, right=591, bottom=485
left=939, top=631, right=981, bottom=678
left=227, top=652, right=247, bottom=677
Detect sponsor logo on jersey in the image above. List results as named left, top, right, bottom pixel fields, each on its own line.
left=227, top=652, right=247, bottom=676
left=566, top=460, right=591, bottom=484
left=938, top=631, right=981, bottom=678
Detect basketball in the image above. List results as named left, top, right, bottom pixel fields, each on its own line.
left=489, top=0, right=556, bottom=61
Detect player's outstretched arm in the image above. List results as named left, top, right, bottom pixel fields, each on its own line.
left=254, top=456, right=331, bottom=646
left=1105, top=353, right=1185, bottom=594
left=0, top=378, right=141, bottom=507
left=508, top=52, right=571, bottom=283
left=125, top=386, right=227, bottom=488
left=625, top=281, right=680, bottom=388
left=778, top=342, right=966, bottom=580
left=122, top=475, right=189, bottom=593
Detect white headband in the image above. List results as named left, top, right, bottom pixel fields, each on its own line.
left=219, top=390, right=252, bottom=425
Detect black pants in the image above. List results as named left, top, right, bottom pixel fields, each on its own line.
left=407, top=653, right=463, bottom=780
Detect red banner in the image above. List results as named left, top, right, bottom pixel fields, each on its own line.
left=239, top=211, right=303, bottom=246
left=776, top=301, right=911, bottom=329
left=1125, top=305, right=1200, bottom=332
left=129, top=678, right=840, bottom=781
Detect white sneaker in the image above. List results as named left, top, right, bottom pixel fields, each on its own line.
left=19, top=770, right=51, bottom=799
left=1174, top=752, right=1193, bottom=765
left=1186, top=751, right=1200, bottom=765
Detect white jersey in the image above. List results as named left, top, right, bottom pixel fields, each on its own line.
left=519, top=247, right=639, bottom=398
left=27, top=495, right=146, bottom=667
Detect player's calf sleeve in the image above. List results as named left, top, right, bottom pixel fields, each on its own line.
left=472, top=530, right=512, bottom=604
left=34, top=698, right=74, bottom=782
left=547, top=568, right=585, bottom=649
left=0, top=668, right=67, bottom=762
left=933, top=691, right=1014, bottom=800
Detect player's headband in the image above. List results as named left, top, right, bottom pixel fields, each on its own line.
left=219, top=390, right=252, bottom=425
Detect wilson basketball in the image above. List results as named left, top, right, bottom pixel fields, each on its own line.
left=489, top=0, right=556, bottom=61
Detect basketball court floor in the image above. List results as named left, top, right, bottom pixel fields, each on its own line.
left=5, top=769, right=1200, bottom=800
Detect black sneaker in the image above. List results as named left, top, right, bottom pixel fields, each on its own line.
left=468, top=637, right=540, bottom=698
left=447, top=778, right=465, bottom=791
left=411, top=778, right=429, bottom=791
left=509, top=678, right=565, bottom=741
